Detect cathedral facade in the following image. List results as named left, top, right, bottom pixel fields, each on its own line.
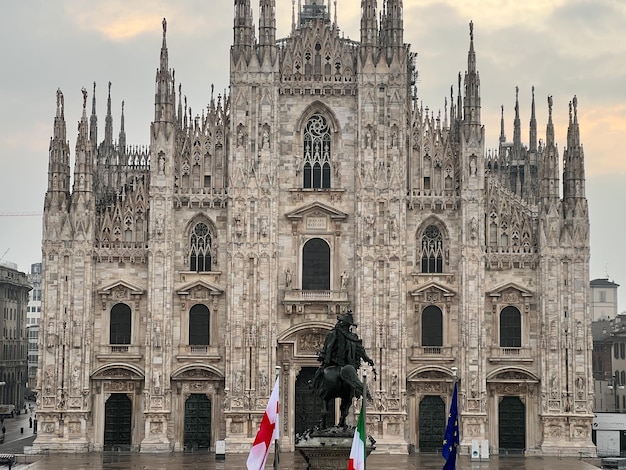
left=36, top=0, right=595, bottom=456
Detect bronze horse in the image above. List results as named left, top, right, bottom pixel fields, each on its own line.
left=314, top=364, right=375, bottom=429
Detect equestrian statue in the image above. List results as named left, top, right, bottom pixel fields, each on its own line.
left=311, top=310, right=376, bottom=428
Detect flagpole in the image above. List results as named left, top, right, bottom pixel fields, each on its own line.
left=273, top=366, right=281, bottom=470
left=362, top=372, right=367, bottom=470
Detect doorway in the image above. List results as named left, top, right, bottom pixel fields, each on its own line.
left=183, top=393, right=212, bottom=451
left=418, top=395, right=446, bottom=452
left=104, top=393, right=132, bottom=451
left=498, top=396, right=526, bottom=454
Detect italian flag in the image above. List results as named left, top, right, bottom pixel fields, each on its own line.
left=348, top=399, right=366, bottom=470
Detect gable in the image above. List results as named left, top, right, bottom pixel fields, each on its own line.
left=97, top=279, right=145, bottom=297
left=285, top=201, right=348, bottom=221
left=487, top=282, right=533, bottom=298
left=410, top=281, right=456, bottom=299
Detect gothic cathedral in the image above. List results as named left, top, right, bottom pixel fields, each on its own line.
left=36, top=0, right=595, bottom=456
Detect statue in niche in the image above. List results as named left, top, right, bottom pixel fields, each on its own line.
left=365, top=129, right=372, bottom=149
left=158, top=153, right=165, bottom=174
left=285, top=267, right=293, bottom=288
left=262, top=127, right=270, bottom=150
left=470, top=217, right=478, bottom=240
left=340, top=270, right=349, bottom=290
left=311, top=311, right=375, bottom=428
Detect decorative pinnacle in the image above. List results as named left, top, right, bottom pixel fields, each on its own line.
left=81, top=87, right=88, bottom=109
left=469, top=21, right=473, bottom=41
left=548, top=95, right=553, bottom=116
left=162, top=18, right=167, bottom=37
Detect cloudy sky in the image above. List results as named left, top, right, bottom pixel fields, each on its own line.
left=1, top=0, right=624, bottom=309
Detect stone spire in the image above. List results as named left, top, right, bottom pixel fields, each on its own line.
left=529, top=86, right=537, bottom=153
left=72, top=87, right=94, bottom=203
left=154, top=18, right=175, bottom=123
left=360, top=0, right=378, bottom=52
left=258, top=0, right=276, bottom=47
left=89, top=82, right=97, bottom=151
left=463, top=21, right=481, bottom=125
left=44, top=89, right=71, bottom=211
left=540, top=95, right=560, bottom=202
left=563, top=96, right=586, bottom=201
left=499, top=105, right=506, bottom=143
left=104, top=81, right=113, bottom=146
left=233, top=0, right=254, bottom=62
left=513, top=86, right=521, bottom=154
left=118, top=100, right=126, bottom=152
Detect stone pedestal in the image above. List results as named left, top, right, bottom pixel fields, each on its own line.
left=296, top=427, right=375, bottom=469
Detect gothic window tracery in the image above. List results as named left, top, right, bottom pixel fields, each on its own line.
left=190, top=222, right=213, bottom=272
left=303, top=114, right=331, bottom=189
left=420, top=225, right=444, bottom=273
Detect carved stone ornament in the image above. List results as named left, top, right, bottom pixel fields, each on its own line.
left=298, top=333, right=325, bottom=353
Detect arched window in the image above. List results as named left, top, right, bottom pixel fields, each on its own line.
left=421, top=306, right=443, bottom=347
left=303, top=114, right=331, bottom=189
left=190, top=222, right=212, bottom=272
left=110, top=303, right=131, bottom=345
left=189, top=304, right=210, bottom=346
left=420, top=225, right=443, bottom=273
left=500, top=306, right=521, bottom=347
left=302, top=238, right=330, bottom=290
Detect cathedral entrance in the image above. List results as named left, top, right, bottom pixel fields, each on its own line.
left=183, top=394, right=212, bottom=451
left=104, top=393, right=132, bottom=451
left=418, top=395, right=446, bottom=452
left=295, top=367, right=328, bottom=436
left=498, top=396, right=525, bottom=454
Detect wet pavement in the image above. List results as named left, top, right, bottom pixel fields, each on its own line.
left=8, top=452, right=602, bottom=469
left=0, top=408, right=605, bottom=469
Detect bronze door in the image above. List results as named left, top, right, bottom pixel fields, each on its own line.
left=104, top=393, right=132, bottom=451
left=184, top=394, right=212, bottom=451
left=418, top=395, right=446, bottom=453
left=295, top=367, right=329, bottom=436
left=498, top=396, right=526, bottom=454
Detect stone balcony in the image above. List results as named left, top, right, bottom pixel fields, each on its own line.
left=283, top=290, right=349, bottom=315
left=175, top=345, right=222, bottom=362
left=488, top=346, right=534, bottom=363
left=409, top=345, right=455, bottom=362
left=96, top=345, right=143, bottom=361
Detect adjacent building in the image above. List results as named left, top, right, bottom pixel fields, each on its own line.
left=0, top=260, right=30, bottom=409
left=591, top=278, right=620, bottom=322
left=35, top=1, right=595, bottom=456
left=26, top=262, right=42, bottom=392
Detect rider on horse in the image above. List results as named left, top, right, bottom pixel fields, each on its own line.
left=313, top=311, right=375, bottom=401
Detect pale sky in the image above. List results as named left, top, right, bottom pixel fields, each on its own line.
left=0, top=0, right=624, bottom=309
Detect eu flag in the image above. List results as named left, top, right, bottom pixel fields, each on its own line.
left=441, top=382, right=459, bottom=470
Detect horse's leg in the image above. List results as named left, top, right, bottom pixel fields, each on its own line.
left=320, top=398, right=328, bottom=429
left=338, top=396, right=350, bottom=428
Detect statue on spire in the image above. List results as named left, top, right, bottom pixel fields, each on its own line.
left=469, top=20, right=474, bottom=41
left=162, top=18, right=167, bottom=37
left=81, top=87, right=88, bottom=109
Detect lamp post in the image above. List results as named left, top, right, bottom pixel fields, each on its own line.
left=608, top=374, right=624, bottom=412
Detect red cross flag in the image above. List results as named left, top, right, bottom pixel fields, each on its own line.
left=246, top=376, right=280, bottom=470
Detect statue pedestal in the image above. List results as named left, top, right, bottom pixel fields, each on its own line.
left=296, top=427, right=375, bottom=470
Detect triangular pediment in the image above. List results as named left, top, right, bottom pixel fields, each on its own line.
left=410, top=281, right=456, bottom=298
left=176, top=279, right=223, bottom=296
left=285, top=201, right=348, bottom=221
left=97, top=279, right=145, bottom=296
left=487, top=282, right=532, bottom=298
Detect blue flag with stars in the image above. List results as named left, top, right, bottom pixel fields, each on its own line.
left=442, top=382, right=459, bottom=470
